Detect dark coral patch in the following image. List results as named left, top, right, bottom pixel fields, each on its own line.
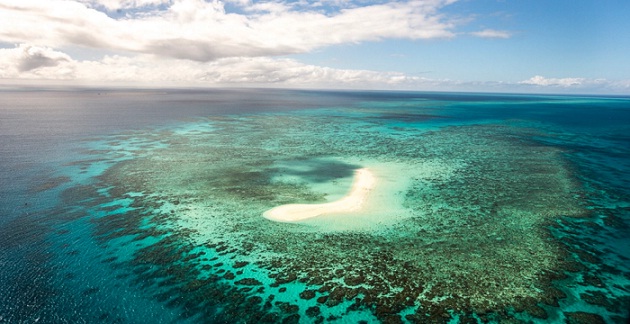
left=564, top=311, right=606, bottom=324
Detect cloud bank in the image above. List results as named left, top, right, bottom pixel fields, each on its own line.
left=518, top=75, right=630, bottom=93
left=2, top=44, right=627, bottom=94
left=0, top=0, right=627, bottom=93
left=0, top=0, right=458, bottom=62
left=520, top=75, right=589, bottom=87
left=0, top=44, right=439, bottom=88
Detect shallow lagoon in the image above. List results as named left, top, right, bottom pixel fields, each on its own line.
left=1, top=89, right=629, bottom=323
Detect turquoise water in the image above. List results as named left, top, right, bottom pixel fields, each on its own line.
left=1, top=89, right=629, bottom=323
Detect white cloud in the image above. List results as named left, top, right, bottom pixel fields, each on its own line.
left=0, top=43, right=455, bottom=89
left=0, top=44, right=75, bottom=78
left=16, top=44, right=72, bottom=72
left=2, top=45, right=627, bottom=93
left=519, top=75, right=630, bottom=92
left=1, top=45, right=627, bottom=93
left=78, top=0, right=169, bottom=10
left=0, top=0, right=457, bottom=62
left=520, top=75, right=588, bottom=87
left=2, top=1, right=623, bottom=93
left=469, top=29, right=511, bottom=39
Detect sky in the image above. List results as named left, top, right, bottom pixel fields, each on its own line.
left=0, top=0, right=629, bottom=93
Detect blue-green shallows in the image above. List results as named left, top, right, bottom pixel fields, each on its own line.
left=1, top=89, right=629, bottom=323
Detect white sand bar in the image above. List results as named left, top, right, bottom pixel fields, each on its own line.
left=264, top=168, right=376, bottom=222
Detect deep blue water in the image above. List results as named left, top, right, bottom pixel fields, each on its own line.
left=1, top=88, right=629, bottom=323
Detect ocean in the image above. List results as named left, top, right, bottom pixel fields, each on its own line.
left=1, top=88, right=629, bottom=323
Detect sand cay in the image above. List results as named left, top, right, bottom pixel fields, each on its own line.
left=264, top=168, right=376, bottom=222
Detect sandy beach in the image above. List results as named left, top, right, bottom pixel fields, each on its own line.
left=264, top=168, right=376, bottom=222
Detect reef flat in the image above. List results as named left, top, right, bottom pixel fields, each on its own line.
left=80, top=110, right=593, bottom=322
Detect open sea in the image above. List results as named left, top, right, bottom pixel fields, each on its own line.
left=1, top=88, right=629, bottom=323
